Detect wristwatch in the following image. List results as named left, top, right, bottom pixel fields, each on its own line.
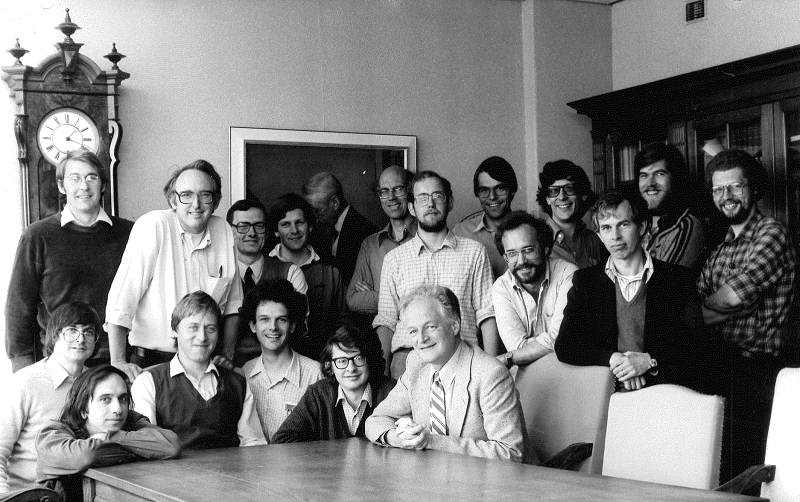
left=648, top=358, right=659, bottom=376
left=504, top=352, right=514, bottom=369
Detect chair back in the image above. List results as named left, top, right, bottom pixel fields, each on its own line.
left=761, top=366, right=800, bottom=502
left=602, top=384, right=724, bottom=489
left=0, top=487, right=59, bottom=502
left=514, top=353, right=614, bottom=473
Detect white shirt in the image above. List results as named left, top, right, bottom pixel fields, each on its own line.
left=268, top=243, right=321, bottom=268
left=236, top=256, right=308, bottom=294
left=337, top=383, right=373, bottom=435
left=604, top=250, right=655, bottom=302
left=61, top=205, right=114, bottom=227
left=130, top=355, right=267, bottom=447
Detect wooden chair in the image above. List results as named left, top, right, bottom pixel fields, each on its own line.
left=514, top=353, right=615, bottom=473
left=716, top=366, right=799, bottom=501
left=602, top=384, right=725, bottom=489
left=0, top=487, right=59, bottom=502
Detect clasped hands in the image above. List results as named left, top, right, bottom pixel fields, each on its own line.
left=387, top=417, right=429, bottom=450
left=609, top=351, right=650, bottom=391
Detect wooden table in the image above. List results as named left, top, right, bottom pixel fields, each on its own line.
left=84, top=438, right=766, bottom=502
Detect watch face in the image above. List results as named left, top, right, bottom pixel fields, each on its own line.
left=36, top=108, right=100, bottom=165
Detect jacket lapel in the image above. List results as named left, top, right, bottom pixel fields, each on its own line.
left=449, top=342, right=472, bottom=437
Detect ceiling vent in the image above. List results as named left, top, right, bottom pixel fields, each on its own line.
left=686, top=0, right=706, bottom=23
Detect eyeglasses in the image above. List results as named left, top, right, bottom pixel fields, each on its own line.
left=233, top=222, right=267, bottom=234
left=711, top=182, right=748, bottom=198
left=61, top=327, right=98, bottom=343
left=547, top=184, right=576, bottom=198
left=377, top=186, right=408, bottom=199
left=176, top=191, right=215, bottom=204
left=477, top=185, right=509, bottom=199
left=503, top=246, right=542, bottom=263
left=413, top=192, right=447, bottom=205
left=65, top=173, right=100, bottom=185
left=331, top=354, right=367, bottom=369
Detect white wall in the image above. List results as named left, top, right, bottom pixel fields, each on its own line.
left=522, top=0, right=612, bottom=214
left=612, top=0, right=800, bottom=90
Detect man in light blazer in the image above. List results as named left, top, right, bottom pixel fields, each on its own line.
left=365, top=285, right=529, bottom=463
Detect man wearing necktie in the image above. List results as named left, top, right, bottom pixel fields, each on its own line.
left=366, top=285, right=529, bottom=462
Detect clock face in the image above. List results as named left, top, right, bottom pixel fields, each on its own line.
left=36, top=108, right=100, bottom=165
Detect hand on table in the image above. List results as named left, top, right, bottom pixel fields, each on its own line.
left=389, top=417, right=429, bottom=450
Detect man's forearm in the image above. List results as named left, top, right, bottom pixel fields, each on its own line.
left=479, top=318, right=501, bottom=356
left=376, top=325, right=394, bottom=376
left=107, top=324, right=129, bottom=363
left=509, top=339, right=551, bottom=366
left=222, top=314, right=239, bottom=360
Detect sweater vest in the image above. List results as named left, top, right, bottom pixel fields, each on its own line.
left=149, top=363, right=246, bottom=449
left=616, top=279, right=647, bottom=353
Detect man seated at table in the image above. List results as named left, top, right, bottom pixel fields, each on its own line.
left=365, top=285, right=528, bottom=463
left=240, top=279, right=322, bottom=441
left=272, top=325, right=395, bottom=443
left=130, top=291, right=266, bottom=448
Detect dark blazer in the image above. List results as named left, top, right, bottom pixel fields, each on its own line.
left=333, top=206, right=378, bottom=287
left=554, top=258, right=704, bottom=388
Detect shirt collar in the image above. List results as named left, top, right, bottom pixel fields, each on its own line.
left=507, top=258, right=552, bottom=295
left=44, top=356, right=77, bottom=389
left=334, top=205, right=350, bottom=234
left=378, top=219, right=417, bottom=244
left=170, top=354, right=218, bottom=378
left=268, top=243, right=320, bottom=266
left=336, top=382, right=373, bottom=409
left=604, top=249, right=654, bottom=284
left=430, top=338, right=462, bottom=388
left=246, top=351, right=303, bottom=387
left=725, top=208, right=763, bottom=243
left=473, top=213, right=492, bottom=233
left=61, top=206, right=113, bottom=227
left=412, top=229, right=457, bottom=254
left=238, top=255, right=264, bottom=279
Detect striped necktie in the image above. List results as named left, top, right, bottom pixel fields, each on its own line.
left=430, top=371, right=447, bottom=435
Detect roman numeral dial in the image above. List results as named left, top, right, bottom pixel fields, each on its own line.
left=36, top=107, right=100, bottom=165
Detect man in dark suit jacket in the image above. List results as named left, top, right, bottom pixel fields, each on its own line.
left=303, top=172, right=378, bottom=287
left=555, top=188, right=705, bottom=392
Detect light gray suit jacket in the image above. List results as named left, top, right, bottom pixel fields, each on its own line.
left=365, top=340, right=530, bottom=462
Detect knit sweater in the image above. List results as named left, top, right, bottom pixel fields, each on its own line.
left=272, top=376, right=395, bottom=443
left=5, top=212, right=133, bottom=369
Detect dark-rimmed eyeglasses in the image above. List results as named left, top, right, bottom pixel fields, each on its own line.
left=377, top=186, right=408, bottom=199
left=331, top=354, right=367, bottom=369
left=711, top=183, right=748, bottom=198
left=176, top=191, right=214, bottom=204
left=61, top=327, right=98, bottom=343
left=503, top=246, right=542, bottom=263
left=233, top=222, right=267, bottom=234
left=477, top=185, right=509, bottom=199
left=547, top=184, right=576, bottom=198
left=413, top=192, right=447, bottom=205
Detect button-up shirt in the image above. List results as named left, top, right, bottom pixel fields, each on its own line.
left=337, top=384, right=373, bottom=435
left=452, top=212, right=506, bottom=279
left=373, top=231, right=495, bottom=349
left=268, top=243, right=321, bottom=268
left=698, top=209, right=796, bottom=355
left=242, top=351, right=323, bottom=441
left=492, top=257, right=576, bottom=351
left=604, top=250, right=654, bottom=302
left=61, top=205, right=114, bottom=227
left=236, top=256, right=308, bottom=294
left=105, top=210, right=243, bottom=352
left=550, top=219, right=609, bottom=269
left=346, top=220, right=417, bottom=314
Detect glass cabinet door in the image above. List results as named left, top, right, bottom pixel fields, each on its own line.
left=775, top=97, right=800, bottom=242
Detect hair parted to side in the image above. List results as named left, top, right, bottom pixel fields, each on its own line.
left=704, top=149, right=768, bottom=202
left=398, top=284, right=461, bottom=330
left=319, top=324, right=385, bottom=382
left=590, top=186, right=649, bottom=233
left=411, top=171, right=453, bottom=200
left=170, top=291, right=221, bottom=332
left=473, top=156, right=518, bottom=196
left=226, top=198, right=266, bottom=225
left=494, top=210, right=554, bottom=256
left=58, top=364, right=133, bottom=438
left=536, top=159, right=596, bottom=217
left=162, top=160, right=223, bottom=208
left=44, top=301, right=102, bottom=358
left=56, top=149, right=110, bottom=193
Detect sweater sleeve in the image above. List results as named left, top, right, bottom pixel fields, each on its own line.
left=5, top=229, right=44, bottom=369
left=272, top=383, right=325, bottom=443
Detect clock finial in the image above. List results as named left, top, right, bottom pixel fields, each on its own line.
left=104, top=43, right=126, bottom=70
left=7, top=38, right=29, bottom=65
left=56, top=7, right=81, bottom=43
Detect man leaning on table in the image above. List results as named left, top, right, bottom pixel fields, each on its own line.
left=365, top=285, right=529, bottom=463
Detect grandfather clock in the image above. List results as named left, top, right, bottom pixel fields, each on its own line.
left=2, top=8, right=129, bottom=225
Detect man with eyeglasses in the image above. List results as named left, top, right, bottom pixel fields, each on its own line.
left=106, top=160, right=244, bottom=382
left=453, top=157, right=518, bottom=280
left=555, top=188, right=702, bottom=393
left=535, top=160, right=608, bottom=269
left=226, top=199, right=308, bottom=366
left=492, top=211, right=577, bottom=368
left=347, top=166, right=417, bottom=324
left=698, top=149, right=796, bottom=483
left=6, top=149, right=133, bottom=372
left=374, top=171, right=498, bottom=378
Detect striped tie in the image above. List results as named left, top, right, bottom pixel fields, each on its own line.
left=430, top=371, right=447, bottom=435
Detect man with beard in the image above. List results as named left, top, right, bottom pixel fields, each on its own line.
left=555, top=189, right=701, bottom=392
left=636, top=142, right=705, bottom=273
left=536, top=160, right=608, bottom=269
left=492, top=212, right=576, bottom=368
left=373, top=171, right=498, bottom=378
left=453, top=156, right=518, bottom=280
left=698, top=149, right=796, bottom=484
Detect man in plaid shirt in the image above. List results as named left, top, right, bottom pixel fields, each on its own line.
left=698, top=149, right=796, bottom=484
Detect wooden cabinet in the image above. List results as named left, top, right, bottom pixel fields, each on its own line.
left=568, top=45, right=800, bottom=240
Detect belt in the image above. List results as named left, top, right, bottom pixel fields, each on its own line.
left=133, top=346, right=175, bottom=359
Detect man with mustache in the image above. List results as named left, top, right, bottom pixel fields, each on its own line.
left=698, top=149, right=796, bottom=484
left=555, top=188, right=701, bottom=393
left=492, top=211, right=576, bottom=368
left=373, top=171, right=498, bottom=378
